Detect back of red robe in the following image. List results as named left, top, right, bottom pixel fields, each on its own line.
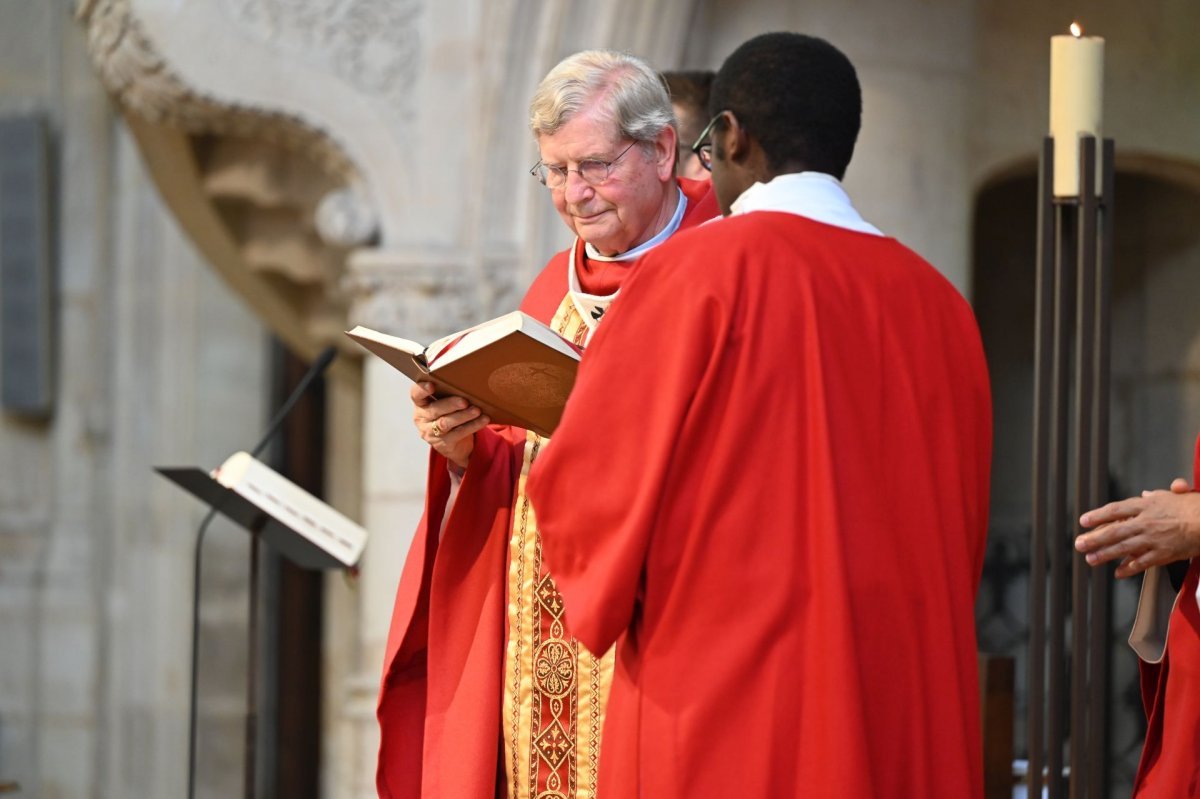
left=528, top=211, right=992, bottom=797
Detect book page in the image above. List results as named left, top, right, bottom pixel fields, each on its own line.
left=218, top=451, right=367, bottom=566
left=346, top=327, right=436, bottom=386
left=433, top=312, right=579, bottom=368
left=345, top=325, right=425, bottom=357
left=427, top=312, right=524, bottom=367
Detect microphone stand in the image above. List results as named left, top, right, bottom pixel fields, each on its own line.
left=186, top=345, right=337, bottom=799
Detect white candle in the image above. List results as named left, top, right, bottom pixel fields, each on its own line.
left=1049, top=23, right=1104, bottom=196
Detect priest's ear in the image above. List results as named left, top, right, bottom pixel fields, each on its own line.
left=712, top=111, right=752, bottom=165
left=650, top=123, right=678, bottom=182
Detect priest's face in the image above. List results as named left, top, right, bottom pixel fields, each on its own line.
left=536, top=106, right=677, bottom=257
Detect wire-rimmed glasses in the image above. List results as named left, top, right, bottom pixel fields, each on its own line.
left=530, top=140, right=639, bottom=188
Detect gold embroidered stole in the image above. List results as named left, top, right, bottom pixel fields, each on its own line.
left=503, top=292, right=615, bottom=799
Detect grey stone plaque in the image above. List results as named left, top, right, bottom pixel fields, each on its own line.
left=0, top=114, right=54, bottom=418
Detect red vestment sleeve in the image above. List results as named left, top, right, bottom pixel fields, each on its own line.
left=376, top=425, right=523, bottom=798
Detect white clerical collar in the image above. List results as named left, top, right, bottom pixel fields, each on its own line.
left=583, top=187, right=688, bottom=262
left=729, top=172, right=883, bottom=236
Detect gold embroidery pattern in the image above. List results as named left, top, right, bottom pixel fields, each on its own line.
left=504, top=290, right=614, bottom=799
left=534, top=577, right=573, bottom=701
left=555, top=309, right=573, bottom=338
left=588, top=655, right=602, bottom=797
left=530, top=568, right=578, bottom=798
left=507, top=432, right=539, bottom=796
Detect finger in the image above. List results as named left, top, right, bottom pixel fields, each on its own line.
left=1083, top=532, right=1151, bottom=568
left=410, top=381, right=437, bottom=406
left=1079, top=497, right=1147, bottom=528
left=420, top=412, right=451, bottom=442
left=414, top=395, right=470, bottom=424
left=1114, top=545, right=1175, bottom=578
left=1114, top=555, right=1149, bottom=579
left=436, top=414, right=490, bottom=446
left=433, top=406, right=483, bottom=434
left=420, top=419, right=445, bottom=445
left=1171, top=478, right=1192, bottom=494
left=1076, top=519, right=1145, bottom=553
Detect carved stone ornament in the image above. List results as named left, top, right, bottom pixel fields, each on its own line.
left=218, top=0, right=422, bottom=119
left=75, top=0, right=360, bottom=181
left=343, top=249, right=480, bottom=341
left=316, top=188, right=380, bottom=248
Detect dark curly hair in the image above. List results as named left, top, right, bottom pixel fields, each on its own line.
left=709, top=32, right=861, bottom=179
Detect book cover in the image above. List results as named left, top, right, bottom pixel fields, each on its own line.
left=346, top=311, right=580, bottom=437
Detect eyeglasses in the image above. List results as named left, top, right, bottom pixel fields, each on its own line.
left=530, top=140, right=638, bottom=189
left=690, top=111, right=726, bottom=172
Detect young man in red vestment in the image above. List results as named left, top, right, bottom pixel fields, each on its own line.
left=375, top=50, right=718, bottom=798
left=526, top=32, right=993, bottom=797
left=1076, top=437, right=1200, bottom=797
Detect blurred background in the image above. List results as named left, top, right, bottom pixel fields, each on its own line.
left=0, top=0, right=1197, bottom=796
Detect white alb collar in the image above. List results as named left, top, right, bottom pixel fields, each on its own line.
left=729, top=172, right=883, bottom=236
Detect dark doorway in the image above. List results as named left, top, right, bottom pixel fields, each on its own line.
left=260, top=341, right=327, bottom=799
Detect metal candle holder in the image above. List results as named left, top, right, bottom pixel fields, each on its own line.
left=1027, top=134, right=1115, bottom=798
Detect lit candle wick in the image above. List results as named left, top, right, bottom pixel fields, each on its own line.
left=1070, top=22, right=1082, bottom=37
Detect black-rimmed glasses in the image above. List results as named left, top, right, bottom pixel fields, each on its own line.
left=530, top=140, right=638, bottom=189
left=690, top=111, right=726, bottom=172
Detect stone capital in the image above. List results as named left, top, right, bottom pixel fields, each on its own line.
left=343, top=248, right=481, bottom=342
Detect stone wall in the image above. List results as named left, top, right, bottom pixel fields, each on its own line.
left=683, top=0, right=977, bottom=295
left=0, top=2, right=270, bottom=796
left=4, top=1, right=1200, bottom=797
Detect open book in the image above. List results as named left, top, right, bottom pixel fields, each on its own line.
left=346, top=311, right=581, bottom=437
left=157, top=451, right=367, bottom=570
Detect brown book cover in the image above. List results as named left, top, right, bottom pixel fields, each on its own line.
left=346, top=312, right=581, bottom=437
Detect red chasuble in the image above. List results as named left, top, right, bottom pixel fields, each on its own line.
left=376, top=178, right=715, bottom=799
left=527, top=211, right=993, bottom=797
left=1133, top=435, right=1200, bottom=797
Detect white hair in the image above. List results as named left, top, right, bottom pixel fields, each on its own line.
left=529, top=49, right=673, bottom=142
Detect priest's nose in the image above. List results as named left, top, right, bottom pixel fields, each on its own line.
left=563, top=170, right=594, bottom=204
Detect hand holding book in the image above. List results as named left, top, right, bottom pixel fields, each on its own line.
left=411, top=381, right=489, bottom=469
left=347, top=311, right=581, bottom=440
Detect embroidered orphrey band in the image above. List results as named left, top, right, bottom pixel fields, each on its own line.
left=503, top=292, right=614, bottom=799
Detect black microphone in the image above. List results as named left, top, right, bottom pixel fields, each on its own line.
left=187, top=344, right=338, bottom=799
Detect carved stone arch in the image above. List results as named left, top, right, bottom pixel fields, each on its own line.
left=77, top=0, right=705, bottom=359
left=76, top=0, right=437, bottom=370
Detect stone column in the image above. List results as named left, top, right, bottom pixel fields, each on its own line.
left=330, top=247, right=479, bottom=797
